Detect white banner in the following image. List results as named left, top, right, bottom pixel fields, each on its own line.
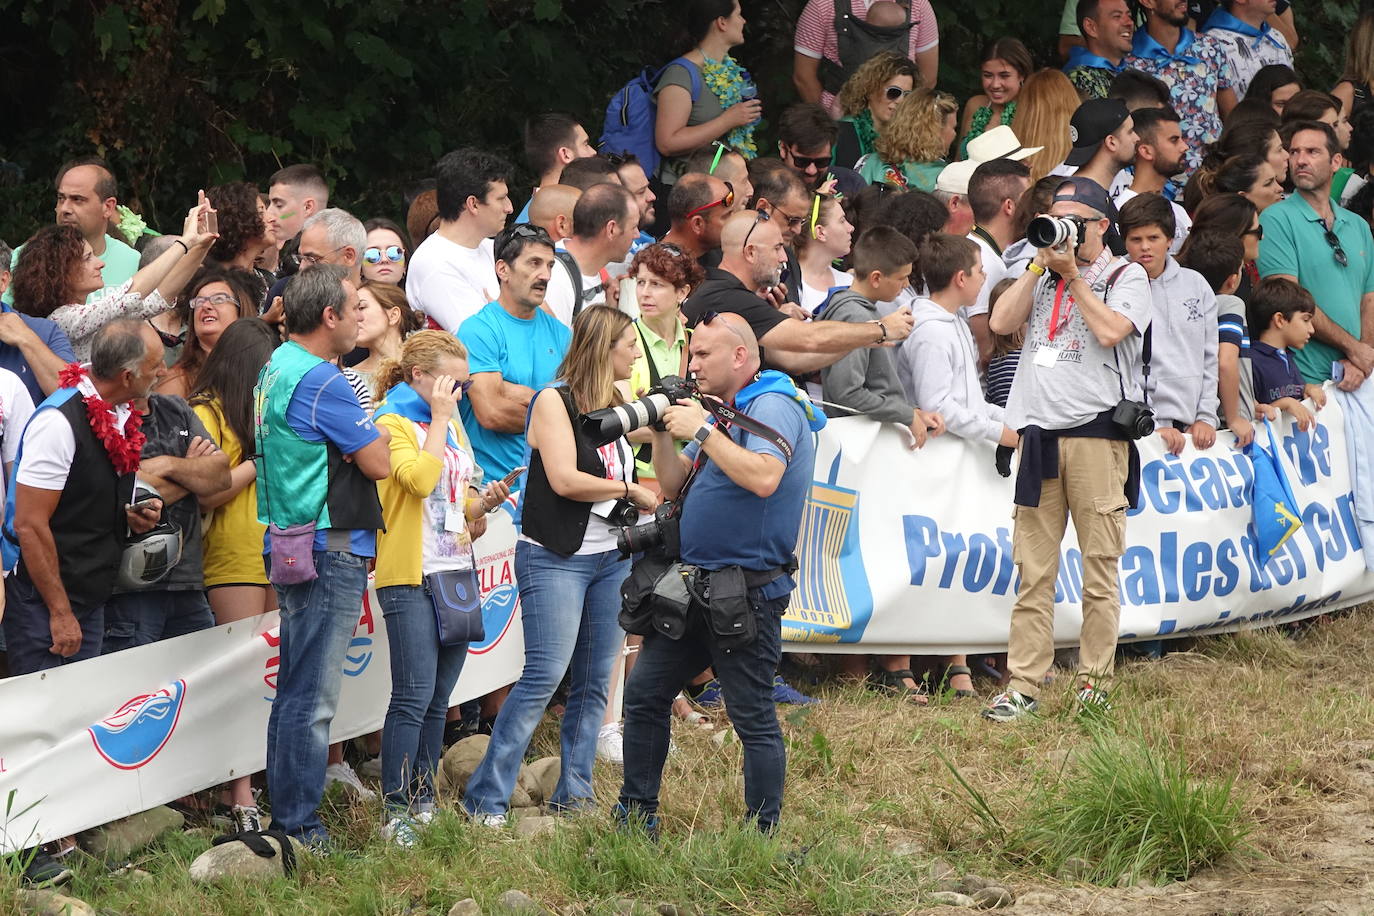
left=2, top=395, right=1371, bottom=850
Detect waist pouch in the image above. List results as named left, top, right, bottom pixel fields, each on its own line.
left=268, top=522, right=318, bottom=585
left=620, top=553, right=691, bottom=639
left=701, top=565, right=755, bottom=650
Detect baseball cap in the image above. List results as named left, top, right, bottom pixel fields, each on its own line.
left=1052, top=176, right=1118, bottom=220
left=934, top=159, right=979, bottom=195
left=966, top=125, right=1043, bottom=163
left=1064, top=99, right=1130, bottom=168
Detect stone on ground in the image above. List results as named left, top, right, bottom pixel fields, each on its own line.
left=77, top=805, right=184, bottom=863
left=928, top=890, right=976, bottom=907
left=448, top=899, right=483, bottom=916
left=971, top=886, right=1015, bottom=909
left=187, top=835, right=289, bottom=883
left=514, top=815, right=557, bottom=838
left=492, top=889, right=544, bottom=913
left=525, top=757, right=561, bottom=804
left=19, top=889, right=96, bottom=915
left=436, top=734, right=491, bottom=797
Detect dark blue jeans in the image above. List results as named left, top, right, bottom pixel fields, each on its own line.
left=620, top=591, right=788, bottom=832
left=265, top=550, right=369, bottom=844
left=2, top=571, right=104, bottom=675
left=102, top=589, right=215, bottom=654
left=377, top=583, right=467, bottom=816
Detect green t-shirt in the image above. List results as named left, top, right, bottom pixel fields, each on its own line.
left=3, top=233, right=141, bottom=307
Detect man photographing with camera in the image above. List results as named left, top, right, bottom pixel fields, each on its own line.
left=984, top=177, right=1151, bottom=723
left=616, top=311, right=821, bottom=835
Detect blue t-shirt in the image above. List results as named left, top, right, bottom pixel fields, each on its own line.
left=0, top=311, right=76, bottom=404
left=678, top=391, right=815, bottom=600
left=286, top=361, right=382, bottom=556
left=1250, top=340, right=1305, bottom=405
left=458, top=300, right=571, bottom=481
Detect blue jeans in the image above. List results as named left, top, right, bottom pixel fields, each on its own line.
left=620, top=591, right=788, bottom=832
left=265, top=550, right=368, bottom=843
left=463, top=541, right=628, bottom=817
left=377, top=583, right=467, bottom=816
left=102, top=590, right=215, bottom=654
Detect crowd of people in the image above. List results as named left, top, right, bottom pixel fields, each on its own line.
left=3, top=0, right=1372, bottom=887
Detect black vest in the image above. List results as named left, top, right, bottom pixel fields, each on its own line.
left=519, top=387, right=610, bottom=557
left=19, top=394, right=134, bottom=612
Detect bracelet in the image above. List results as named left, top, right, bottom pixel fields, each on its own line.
left=623, top=480, right=630, bottom=500
left=873, top=320, right=888, bottom=343
left=1063, top=273, right=1082, bottom=283
left=1027, top=262, right=1046, bottom=276
left=174, top=239, right=189, bottom=254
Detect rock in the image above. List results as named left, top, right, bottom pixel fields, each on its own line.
left=889, top=841, right=924, bottom=858
left=437, top=734, right=491, bottom=797
left=511, top=806, right=544, bottom=820
left=126, top=869, right=153, bottom=883
left=188, top=836, right=289, bottom=883
left=1058, top=857, right=1093, bottom=881
left=509, top=781, right=534, bottom=809
left=19, top=890, right=96, bottom=915
left=936, top=878, right=963, bottom=893
left=448, top=900, right=483, bottom=916
left=926, top=858, right=958, bottom=880
left=514, top=815, right=557, bottom=838
left=971, top=887, right=1014, bottom=909
left=517, top=765, right=544, bottom=806
left=492, top=889, right=543, bottom=914
left=927, top=891, right=976, bottom=907
left=1013, top=891, right=1060, bottom=906
left=710, top=727, right=735, bottom=746
left=958, top=874, right=991, bottom=893
left=77, top=806, right=184, bottom=863
left=656, top=906, right=695, bottom=916
left=182, top=827, right=217, bottom=844
left=525, top=757, right=561, bottom=804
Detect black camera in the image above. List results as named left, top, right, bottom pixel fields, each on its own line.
left=1111, top=398, right=1156, bottom=440
left=580, top=375, right=699, bottom=448
left=616, top=502, right=682, bottom=559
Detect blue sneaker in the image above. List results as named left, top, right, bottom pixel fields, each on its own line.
left=612, top=802, right=659, bottom=839
left=687, top=679, right=724, bottom=708
left=772, top=675, right=818, bottom=705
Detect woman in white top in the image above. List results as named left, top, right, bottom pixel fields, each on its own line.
left=463, top=305, right=659, bottom=825
left=795, top=194, right=854, bottom=316
left=10, top=198, right=216, bottom=360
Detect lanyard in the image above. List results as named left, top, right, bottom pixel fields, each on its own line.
left=1048, top=278, right=1072, bottom=342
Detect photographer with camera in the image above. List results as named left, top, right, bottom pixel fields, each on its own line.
left=983, top=177, right=1151, bottom=723
left=463, top=305, right=659, bottom=826
left=616, top=311, right=822, bottom=836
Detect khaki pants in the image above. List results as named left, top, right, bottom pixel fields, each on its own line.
left=1007, top=437, right=1129, bottom=699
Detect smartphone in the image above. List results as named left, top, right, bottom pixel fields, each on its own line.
left=126, top=494, right=159, bottom=511
left=199, top=209, right=218, bottom=236
left=501, top=466, right=528, bottom=487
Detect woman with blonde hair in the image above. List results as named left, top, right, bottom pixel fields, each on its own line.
left=833, top=51, right=922, bottom=169
left=1010, top=69, right=1080, bottom=181
left=856, top=88, right=959, bottom=191
left=463, top=305, right=659, bottom=825
left=371, top=330, right=509, bottom=844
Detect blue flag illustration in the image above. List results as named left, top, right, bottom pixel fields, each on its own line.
left=1246, top=418, right=1303, bottom=565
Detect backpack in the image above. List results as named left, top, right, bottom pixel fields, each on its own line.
left=554, top=249, right=611, bottom=319
left=818, top=0, right=916, bottom=95
left=600, top=57, right=701, bottom=177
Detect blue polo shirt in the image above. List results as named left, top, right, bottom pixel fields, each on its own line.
left=1257, top=192, right=1374, bottom=384
left=0, top=308, right=77, bottom=403
left=1250, top=340, right=1305, bottom=405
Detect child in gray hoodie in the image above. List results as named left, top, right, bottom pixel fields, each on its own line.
left=897, top=233, right=1019, bottom=447
left=1119, top=193, right=1219, bottom=456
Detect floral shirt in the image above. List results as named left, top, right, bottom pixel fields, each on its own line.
left=48, top=280, right=171, bottom=362
left=1126, top=28, right=1235, bottom=176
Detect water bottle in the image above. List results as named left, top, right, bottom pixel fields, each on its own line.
left=740, top=84, right=760, bottom=125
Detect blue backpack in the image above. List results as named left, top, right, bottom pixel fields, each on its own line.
left=600, top=57, right=701, bottom=177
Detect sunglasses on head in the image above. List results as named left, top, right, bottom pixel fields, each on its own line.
left=364, top=245, right=406, bottom=264
left=742, top=208, right=770, bottom=249
left=495, top=223, right=554, bottom=263
left=808, top=195, right=823, bottom=239
left=885, top=86, right=911, bottom=102
left=1243, top=224, right=1264, bottom=240
left=686, top=181, right=735, bottom=217
left=147, top=319, right=185, bottom=349
left=1325, top=227, right=1348, bottom=267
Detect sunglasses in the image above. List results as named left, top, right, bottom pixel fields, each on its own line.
left=1325, top=227, right=1348, bottom=267
left=788, top=150, right=832, bottom=171
left=686, top=181, right=735, bottom=217
left=418, top=367, right=474, bottom=395
left=191, top=292, right=239, bottom=310
left=147, top=319, right=185, bottom=349
left=708, top=141, right=732, bottom=175
left=695, top=309, right=748, bottom=344
left=495, top=223, right=554, bottom=263
left=885, top=86, right=911, bottom=102
left=771, top=203, right=806, bottom=231
left=1243, top=224, right=1264, bottom=240
left=364, top=245, right=406, bottom=264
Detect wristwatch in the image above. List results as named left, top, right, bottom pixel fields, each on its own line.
left=1027, top=262, right=1046, bottom=276
left=694, top=425, right=713, bottom=445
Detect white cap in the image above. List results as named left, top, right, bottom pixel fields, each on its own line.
left=934, top=159, right=979, bottom=195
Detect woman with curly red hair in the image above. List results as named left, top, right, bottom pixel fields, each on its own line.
left=11, top=197, right=217, bottom=361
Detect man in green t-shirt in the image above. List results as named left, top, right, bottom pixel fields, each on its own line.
left=3, top=157, right=140, bottom=306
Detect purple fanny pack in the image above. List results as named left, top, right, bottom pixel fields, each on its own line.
left=268, top=522, right=319, bottom=585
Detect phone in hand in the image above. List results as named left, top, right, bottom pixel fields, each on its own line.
left=199, top=209, right=218, bottom=236
left=126, top=494, right=159, bottom=511
left=501, top=466, right=528, bottom=487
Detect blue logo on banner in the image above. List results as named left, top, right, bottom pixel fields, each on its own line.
left=88, top=679, right=187, bottom=770
left=344, top=637, right=373, bottom=677
left=785, top=451, right=874, bottom=643
left=471, top=583, right=520, bottom=653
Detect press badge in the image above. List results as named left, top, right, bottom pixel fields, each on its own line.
left=1034, top=346, right=1060, bottom=367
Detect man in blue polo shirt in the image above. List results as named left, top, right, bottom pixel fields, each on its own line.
left=1258, top=120, right=1374, bottom=392
left=458, top=224, right=572, bottom=483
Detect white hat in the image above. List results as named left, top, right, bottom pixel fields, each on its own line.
left=934, top=159, right=979, bottom=195
left=966, top=125, right=1043, bottom=163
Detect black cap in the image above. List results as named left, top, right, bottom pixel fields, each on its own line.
left=1064, top=99, right=1130, bottom=167
left=1052, top=177, right=1118, bottom=221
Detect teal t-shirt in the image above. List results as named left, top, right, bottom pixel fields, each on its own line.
left=457, top=301, right=572, bottom=481
left=1257, top=193, right=1374, bottom=383
left=3, top=233, right=141, bottom=307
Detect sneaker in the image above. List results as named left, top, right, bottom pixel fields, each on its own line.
left=611, top=802, right=659, bottom=840
left=1076, top=683, right=1112, bottom=711
left=686, top=678, right=724, bottom=709
left=981, top=690, right=1038, bottom=722
left=231, top=804, right=262, bottom=834
left=325, top=761, right=377, bottom=801
left=358, top=755, right=383, bottom=779
left=17, top=848, right=73, bottom=888
left=596, top=721, right=625, bottom=764
left=771, top=675, right=818, bottom=705
left=381, top=816, right=420, bottom=848
left=467, top=809, right=507, bottom=829
left=412, top=802, right=436, bottom=826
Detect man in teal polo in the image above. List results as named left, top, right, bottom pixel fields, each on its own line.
left=1258, top=120, right=1374, bottom=392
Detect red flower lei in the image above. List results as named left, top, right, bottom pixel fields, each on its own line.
left=58, top=363, right=145, bottom=475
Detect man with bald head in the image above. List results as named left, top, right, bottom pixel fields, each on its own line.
left=682, top=211, right=914, bottom=375
left=660, top=173, right=734, bottom=262
left=618, top=310, right=819, bottom=836
left=527, top=184, right=581, bottom=246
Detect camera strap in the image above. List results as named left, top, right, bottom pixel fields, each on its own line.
left=700, top=396, right=795, bottom=461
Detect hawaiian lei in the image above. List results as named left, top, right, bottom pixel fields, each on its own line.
left=58, top=363, right=145, bottom=475
left=961, top=101, right=1017, bottom=158
left=701, top=54, right=758, bottom=159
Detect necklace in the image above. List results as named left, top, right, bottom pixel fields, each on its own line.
left=700, top=53, right=758, bottom=158
left=57, top=363, right=145, bottom=475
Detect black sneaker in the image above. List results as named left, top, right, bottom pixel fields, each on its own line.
left=18, top=848, right=73, bottom=887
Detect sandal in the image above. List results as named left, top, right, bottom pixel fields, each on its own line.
left=943, top=664, right=977, bottom=699
left=867, top=668, right=929, bottom=705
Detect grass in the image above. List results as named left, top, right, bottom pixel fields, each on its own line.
left=4, top=605, right=1374, bottom=915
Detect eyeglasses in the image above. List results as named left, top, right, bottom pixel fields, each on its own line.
left=809, top=195, right=823, bottom=239
left=695, top=309, right=747, bottom=344
left=147, top=319, right=185, bottom=349
left=299, top=245, right=346, bottom=266
left=364, top=245, right=406, bottom=264
left=1324, top=227, right=1348, bottom=267
left=191, top=292, right=238, bottom=310
left=788, top=151, right=833, bottom=172
left=659, top=242, right=685, bottom=257
left=742, top=209, right=770, bottom=250
left=885, top=86, right=911, bottom=102
left=1243, top=224, right=1264, bottom=240
left=417, top=367, right=474, bottom=395
left=495, top=223, right=554, bottom=263
left=686, top=181, right=735, bottom=217
left=771, top=203, right=806, bottom=231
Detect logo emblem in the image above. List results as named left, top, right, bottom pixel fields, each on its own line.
left=1069, top=125, right=1079, bottom=143
left=88, top=679, right=187, bottom=770
left=470, top=583, right=520, bottom=654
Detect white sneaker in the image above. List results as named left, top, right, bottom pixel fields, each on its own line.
left=412, top=803, right=436, bottom=825
left=325, top=761, right=377, bottom=801
left=596, top=721, right=625, bottom=764
left=468, top=810, right=507, bottom=829
left=381, top=816, right=419, bottom=848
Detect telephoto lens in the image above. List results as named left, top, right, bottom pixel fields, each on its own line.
left=580, top=393, right=672, bottom=448
left=1026, top=214, right=1080, bottom=250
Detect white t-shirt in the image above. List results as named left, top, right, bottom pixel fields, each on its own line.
left=17, top=394, right=128, bottom=490
left=0, top=367, right=35, bottom=507
left=801, top=267, right=853, bottom=315
left=545, top=250, right=608, bottom=327
left=405, top=234, right=498, bottom=332
left=966, top=230, right=1008, bottom=320
left=1115, top=188, right=1192, bottom=254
